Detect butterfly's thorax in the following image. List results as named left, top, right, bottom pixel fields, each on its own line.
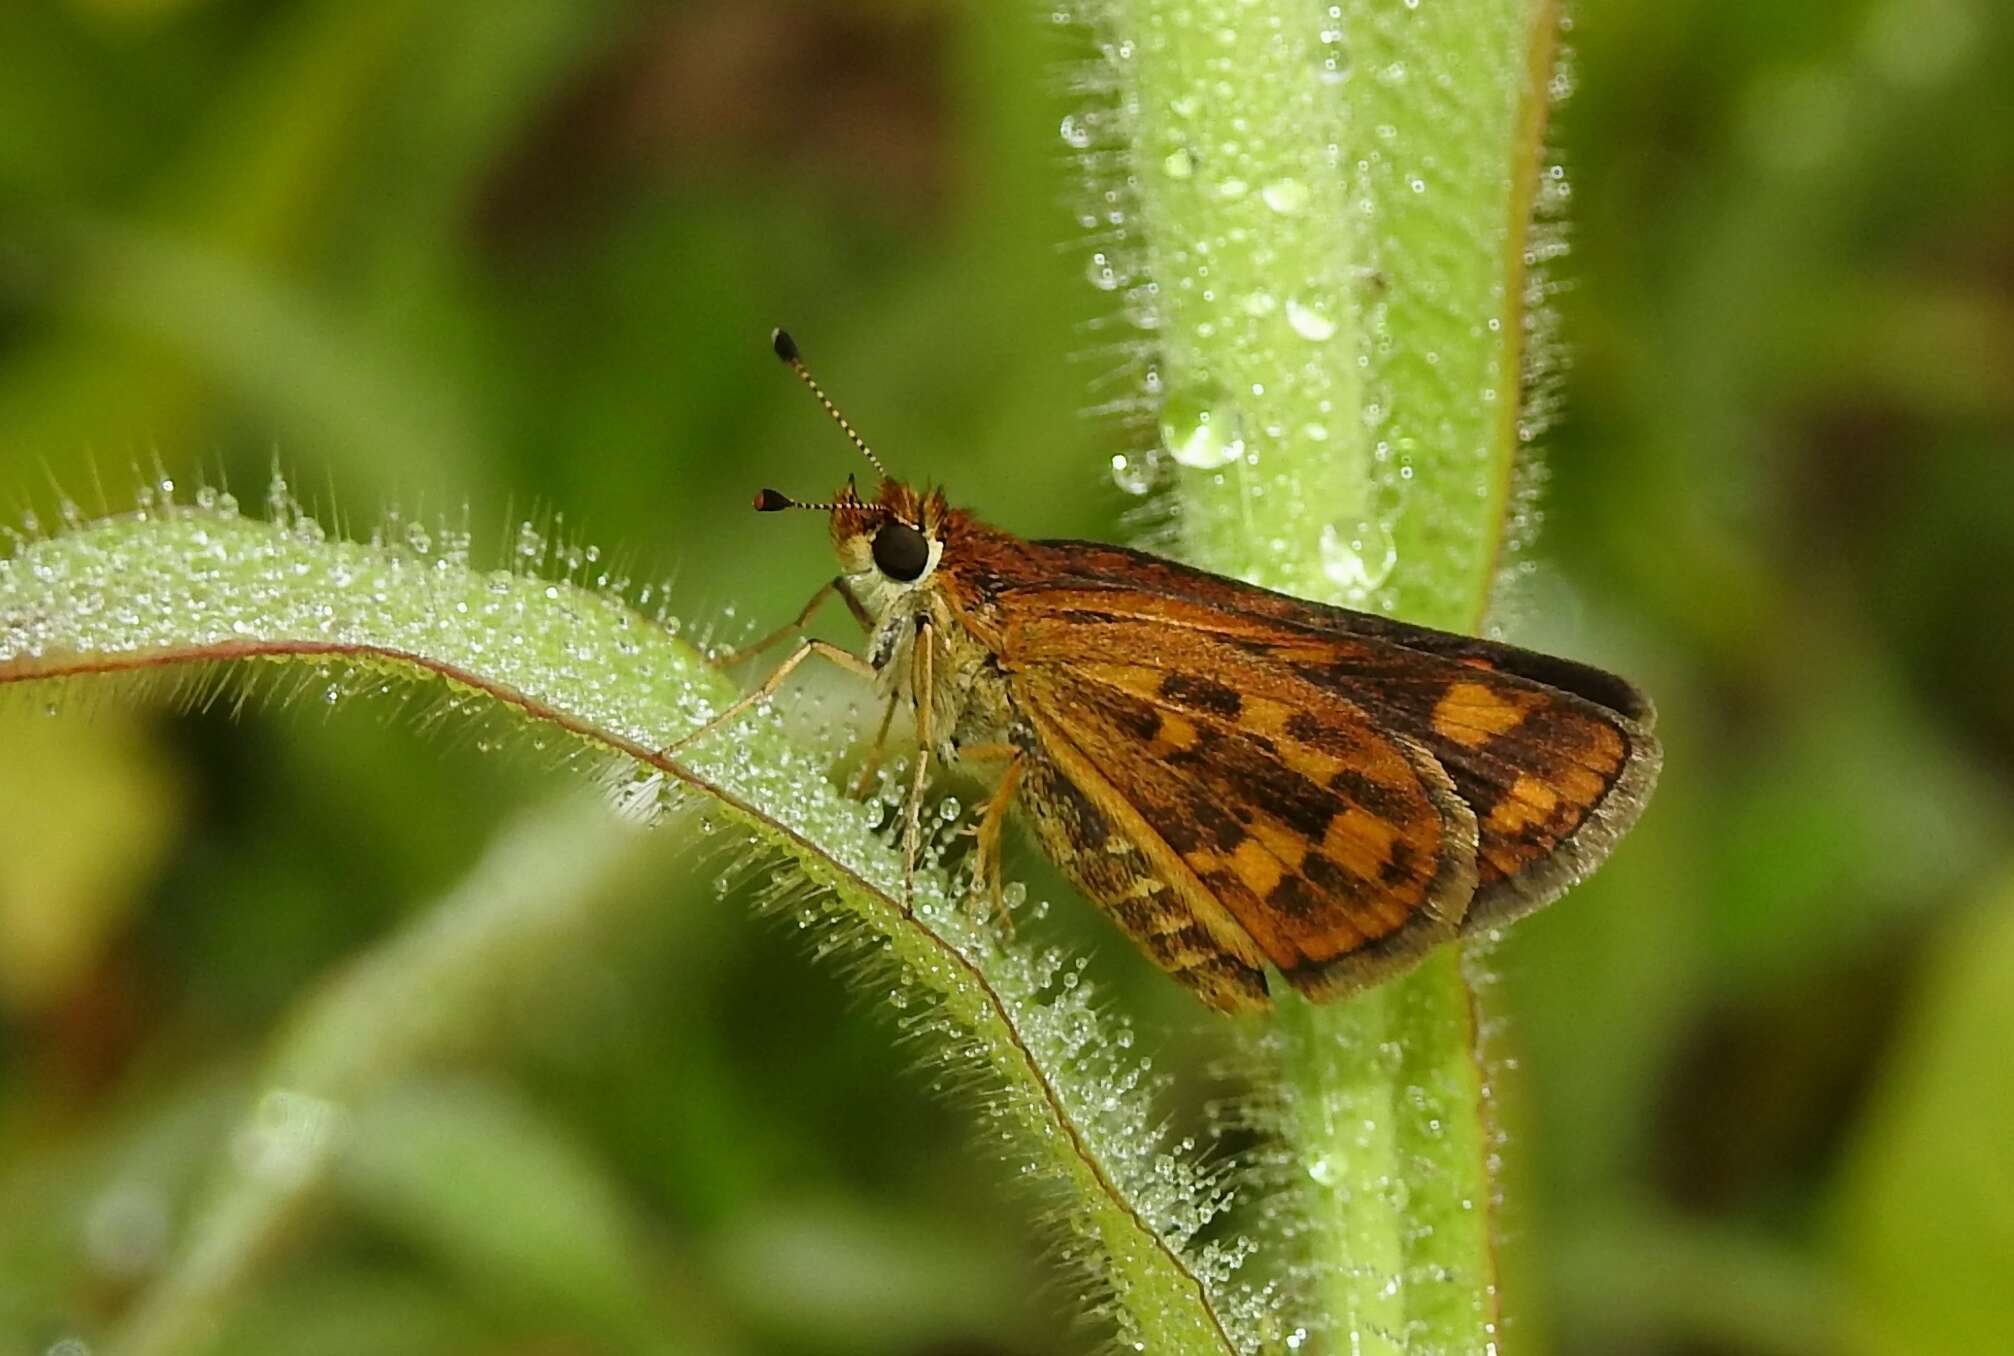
left=928, top=512, right=1054, bottom=746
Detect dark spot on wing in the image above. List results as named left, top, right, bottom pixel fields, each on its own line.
left=1194, top=799, right=1247, bottom=853
left=1157, top=815, right=1201, bottom=855
left=1301, top=851, right=1373, bottom=906
left=1159, top=672, right=1244, bottom=718
left=1163, top=722, right=1336, bottom=853
left=1199, top=868, right=1250, bottom=909
left=1264, top=872, right=1324, bottom=920
left=1328, top=768, right=1413, bottom=822
left=1100, top=691, right=1163, bottom=743
left=1041, top=763, right=1111, bottom=853
left=1285, top=712, right=1326, bottom=743
left=1246, top=758, right=1334, bottom=844
left=1379, top=838, right=1419, bottom=887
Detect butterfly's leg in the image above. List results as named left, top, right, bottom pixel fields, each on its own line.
left=848, top=693, right=902, bottom=800
left=658, top=638, right=873, bottom=760
left=965, top=747, right=1025, bottom=933
left=901, top=621, right=936, bottom=911
left=708, top=576, right=871, bottom=670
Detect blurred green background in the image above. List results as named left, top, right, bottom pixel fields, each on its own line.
left=2, top=1, right=2010, bottom=1353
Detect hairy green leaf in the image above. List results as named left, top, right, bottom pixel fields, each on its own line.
left=0, top=499, right=1251, bottom=1354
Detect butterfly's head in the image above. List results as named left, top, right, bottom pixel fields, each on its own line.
left=752, top=329, right=949, bottom=599
left=754, top=476, right=946, bottom=593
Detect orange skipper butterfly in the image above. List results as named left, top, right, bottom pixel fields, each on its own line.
left=668, top=331, right=1660, bottom=1013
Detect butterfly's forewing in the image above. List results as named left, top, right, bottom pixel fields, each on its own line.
left=1267, top=632, right=1659, bottom=939
left=1015, top=543, right=1662, bottom=917
left=960, top=543, right=1659, bottom=1006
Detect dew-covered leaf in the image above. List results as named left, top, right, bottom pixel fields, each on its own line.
left=0, top=502, right=1250, bottom=1355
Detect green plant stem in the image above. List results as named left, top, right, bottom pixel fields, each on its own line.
left=1102, top=0, right=1562, bottom=1347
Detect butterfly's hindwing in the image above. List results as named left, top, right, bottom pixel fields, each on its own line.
left=1007, top=739, right=1272, bottom=1013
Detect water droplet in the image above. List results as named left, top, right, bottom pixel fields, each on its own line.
left=1286, top=297, right=1338, bottom=342
left=1215, top=176, right=1249, bottom=201
left=1319, top=518, right=1397, bottom=597
left=1158, top=384, right=1244, bottom=470
left=1086, top=252, right=1122, bottom=290
left=1161, top=146, right=1195, bottom=179
left=1121, top=283, right=1161, bottom=331
left=1261, top=177, right=1309, bottom=214
left=1240, top=289, right=1278, bottom=317
left=1110, top=451, right=1160, bottom=496
left=1059, top=113, right=1091, bottom=148
left=514, top=521, right=545, bottom=566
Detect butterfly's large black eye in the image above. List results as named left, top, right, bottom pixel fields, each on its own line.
left=871, top=519, right=931, bottom=582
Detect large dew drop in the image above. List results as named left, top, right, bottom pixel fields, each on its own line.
left=1157, top=384, right=1245, bottom=470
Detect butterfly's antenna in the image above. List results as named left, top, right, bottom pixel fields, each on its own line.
left=752, top=488, right=848, bottom=514
left=771, top=329, right=890, bottom=480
